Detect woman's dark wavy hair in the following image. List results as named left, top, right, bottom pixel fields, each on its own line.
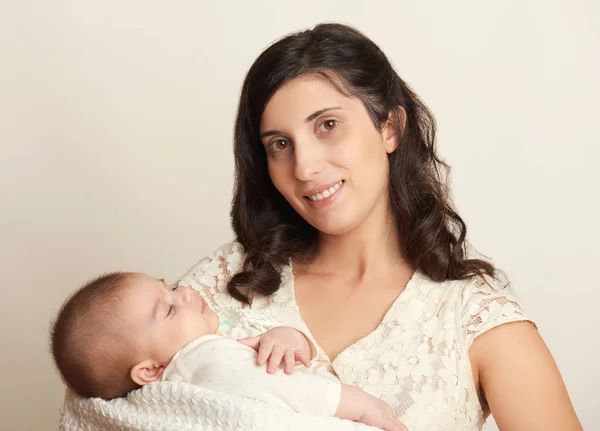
left=228, top=22, right=494, bottom=304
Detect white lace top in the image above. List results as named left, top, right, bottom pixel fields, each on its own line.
left=176, top=241, right=533, bottom=431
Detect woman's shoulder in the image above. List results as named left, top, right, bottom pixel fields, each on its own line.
left=414, top=264, right=533, bottom=348
left=456, top=268, right=533, bottom=348
left=174, top=240, right=247, bottom=308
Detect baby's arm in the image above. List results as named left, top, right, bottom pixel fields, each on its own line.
left=238, top=328, right=406, bottom=430
left=173, top=336, right=406, bottom=430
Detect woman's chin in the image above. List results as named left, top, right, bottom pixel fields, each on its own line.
left=308, top=216, right=357, bottom=237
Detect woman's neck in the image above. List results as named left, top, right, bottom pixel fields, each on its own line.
left=308, top=208, right=410, bottom=283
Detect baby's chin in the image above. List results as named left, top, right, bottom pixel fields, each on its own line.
left=195, top=322, right=220, bottom=340
left=206, top=309, right=221, bottom=333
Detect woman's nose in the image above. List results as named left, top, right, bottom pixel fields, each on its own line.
left=293, top=140, right=324, bottom=181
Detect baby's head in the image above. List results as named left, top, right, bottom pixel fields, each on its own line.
left=50, top=272, right=219, bottom=399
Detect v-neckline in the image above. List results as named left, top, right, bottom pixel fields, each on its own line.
left=282, top=261, right=423, bottom=365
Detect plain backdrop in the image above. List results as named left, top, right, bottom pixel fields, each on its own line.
left=1, top=1, right=598, bottom=429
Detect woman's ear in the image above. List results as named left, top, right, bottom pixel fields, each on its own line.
left=130, top=359, right=165, bottom=386
left=382, top=106, right=407, bottom=154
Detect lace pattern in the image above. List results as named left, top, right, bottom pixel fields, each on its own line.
left=176, top=242, right=533, bottom=431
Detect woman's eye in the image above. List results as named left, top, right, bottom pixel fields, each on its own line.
left=319, top=119, right=337, bottom=132
left=268, top=139, right=290, bottom=152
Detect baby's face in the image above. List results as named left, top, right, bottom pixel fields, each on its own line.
left=118, top=274, right=219, bottom=365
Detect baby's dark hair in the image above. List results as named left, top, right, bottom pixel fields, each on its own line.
left=50, top=272, right=140, bottom=399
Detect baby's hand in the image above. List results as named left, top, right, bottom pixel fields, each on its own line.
left=237, top=327, right=312, bottom=374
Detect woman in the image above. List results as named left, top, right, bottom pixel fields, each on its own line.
left=179, top=23, right=582, bottom=430
left=59, top=22, right=582, bottom=430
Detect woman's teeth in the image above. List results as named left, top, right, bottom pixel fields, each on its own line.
left=308, top=181, right=343, bottom=201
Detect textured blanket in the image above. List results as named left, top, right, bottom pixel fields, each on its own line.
left=59, top=382, right=381, bottom=431
left=58, top=305, right=381, bottom=430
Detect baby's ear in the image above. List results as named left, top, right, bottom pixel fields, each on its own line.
left=130, top=359, right=165, bottom=386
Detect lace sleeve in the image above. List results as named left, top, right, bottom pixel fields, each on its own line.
left=175, top=241, right=246, bottom=309
left=461, top=270, right=535, bottom=349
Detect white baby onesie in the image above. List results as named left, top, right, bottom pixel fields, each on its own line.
left=162, top=334, right=342, bottom=417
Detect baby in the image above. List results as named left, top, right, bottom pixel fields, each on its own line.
left=50, top=272, right=406, bottom=431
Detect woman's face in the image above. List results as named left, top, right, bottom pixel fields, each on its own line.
left=260, top=74, right=398, bottom=236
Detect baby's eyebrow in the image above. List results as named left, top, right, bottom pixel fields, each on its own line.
left=160, top=278, right=176, bottom=291
left=151, top=295, right=162, bottom=321
left=151, top=278, right=169, bottom=321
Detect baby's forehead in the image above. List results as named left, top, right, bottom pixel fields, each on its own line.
left=130, top=272, right=167, bottom=285
left=122, top=273, right=162, bottom=293
left=116, top=273, right=168, bottom=312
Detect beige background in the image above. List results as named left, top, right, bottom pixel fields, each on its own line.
left=1, top=1, right=598, bottom=429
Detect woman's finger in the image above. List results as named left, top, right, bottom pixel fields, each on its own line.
left=384, top=417, right=407, bottom=431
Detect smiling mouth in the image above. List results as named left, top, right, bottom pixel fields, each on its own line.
left=305, top=180, right=344, bottom=201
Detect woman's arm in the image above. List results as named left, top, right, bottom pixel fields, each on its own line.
left=470, top=321, right=582, bottom=430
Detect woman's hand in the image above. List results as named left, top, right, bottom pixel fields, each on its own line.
left=237, top=326, right=312, bottom=374
left=336, top=384, right=407, bottom=431
left=358, top=397, right=407, bottom=431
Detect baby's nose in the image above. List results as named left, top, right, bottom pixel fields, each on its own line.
left=180, top=286, right=195, bottom=303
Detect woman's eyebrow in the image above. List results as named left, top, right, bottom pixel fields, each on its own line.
left=260, top=129, right=283, bottom=139
left=305, top=106, right=342, bottom=122
left=260, top=106, right=343, bottom=139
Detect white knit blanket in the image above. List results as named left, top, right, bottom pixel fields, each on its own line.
left=59, top=382, right=382, bottom=431
left=59, top=305, right=382, bottom=430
